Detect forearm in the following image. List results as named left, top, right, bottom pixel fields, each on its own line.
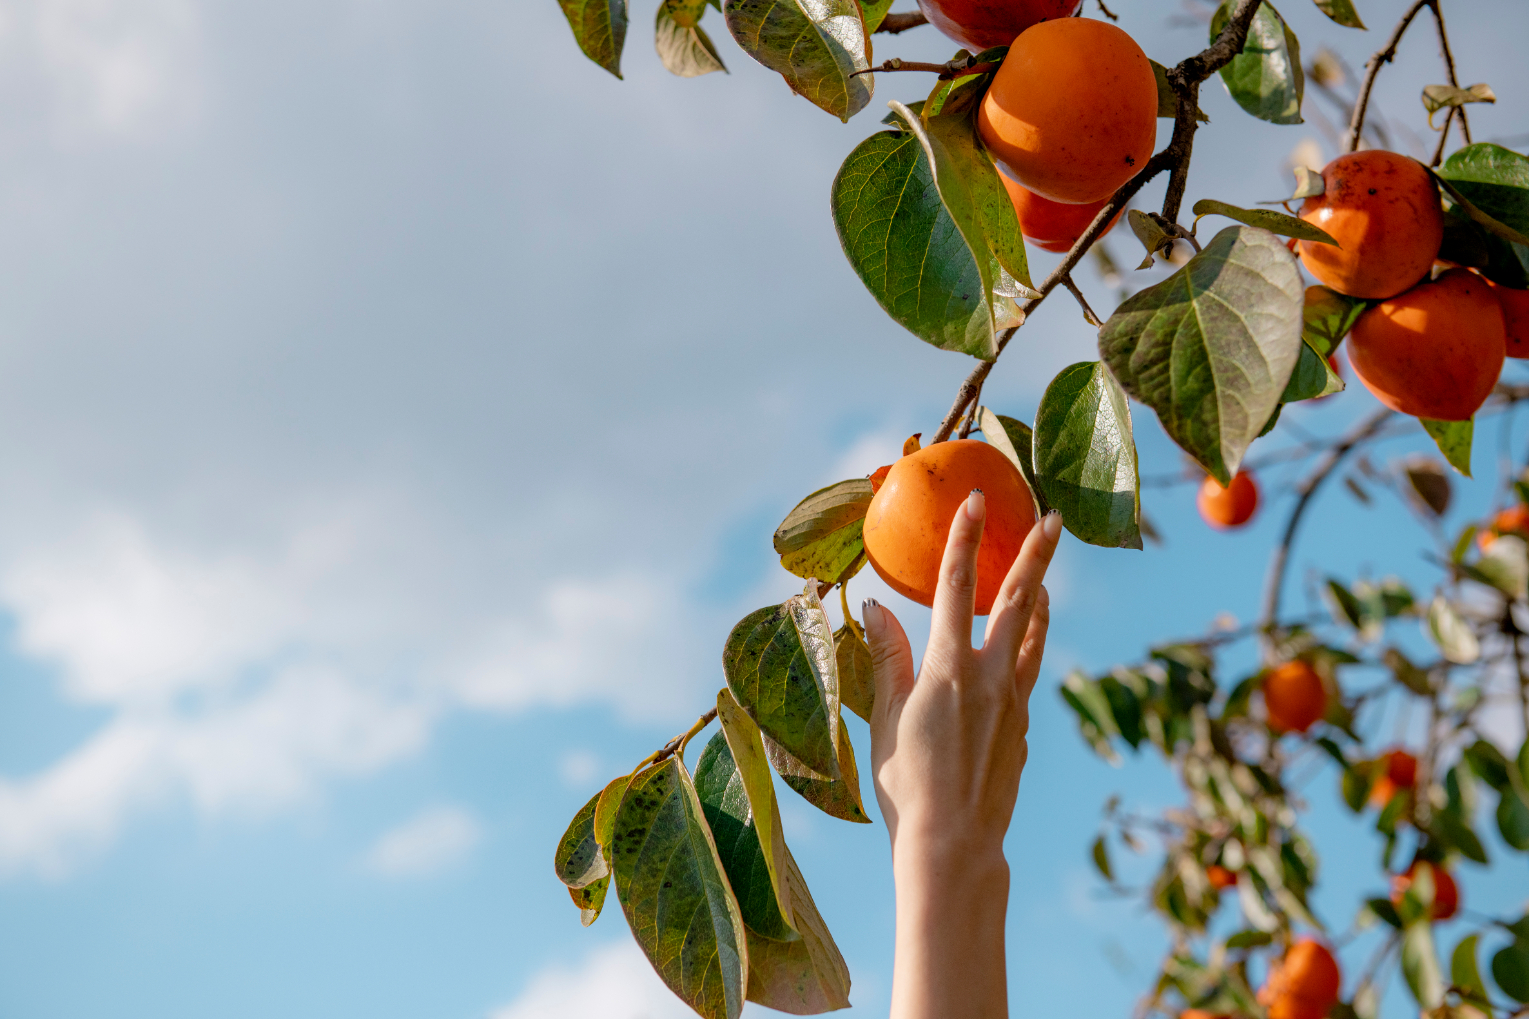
left=889, top=840, right=1011, bottom=1019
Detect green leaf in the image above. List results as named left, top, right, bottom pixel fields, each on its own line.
left=1433, top=170, right=1529, bottom=248
left=978, top=408, right=1049, bottom=515
left=1149, top=59, right=1209, bottom=122
left=1365, top=896, right=1403, bottom=929
left=1061, top=671, right=1121, bottom=764
left=1282, top=338, right=1344, bottom=402
left=1498, top=786, right=1529, bottom=850
left=1464, top=739, right=1512, bottom=790
left=558, top=0, right=628, bottom=78
left=724, top=582, right=843, bottom=781
left=1302, top=285, right=1367, bottom=357
left=1192, top=199, right=1336, bottom=245
left=744, top=847, right=852, bottom=1012
left=1098, top=226, right=1305, bottom=484
left=764, top=718, right=870, bottom=823
left=610, top=758, right=749, bottom=1019
left=1128, top=209, right=1177, bottom=269
left=1426, top=595, right=1479, bottom=664
left=656, top=4, right=728, bottom=76
left=1033, top=361, right=1141, bottom=549
left=773, top=479, right=873, bottom=586
left=555, top=791, right=608, bottom=889
left=1211, top=1, right=1304, bottom=125
left=1341, top=764, right=1372, bottom=812
left=1476, top=534, right=1529, bottom=599
left=697, top=692, right=797, bottom=941
left=856, top=0, right=892, bottom=31
left=1422, top=418, right=1472, bottom=477
left=1091, top=835, right=1113, bottom=881
left=568, top=877, right=610, bottom=926
left=1313, top=0, right=1364, bottom=29
left=1438, top=142, right=1529, bottom=288
left=1226, top=929, right=1274, bottom=950
left=593, top=773, right=633, bottom=849
left=1384, top=647, right=1432, bottom=695
left=831, top=128, right=1021, bottom=358
left=1435, top=806, right=1488, bottom=864
left=834, top=622, right=875, bottom=723
left=1402, top=920, right=1445, bottom=1009
left=1493, top=938, right=1529, bottom=1003
left=1452, top=935, right=1493, bottom=1008
left=723, top=0, right=871, bottom=122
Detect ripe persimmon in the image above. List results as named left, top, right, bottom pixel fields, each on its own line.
left=1347, top=268, right=1505, bottom=421
left=1181, top=1011, right=1233, bottom=1019
left=1206, top=865, right=1237, bottom=891
left=977, top=18, right=1157, bottom=204
left=1367, top=748, right=1417, bottom=807
left=1197, top=472, right=1258, bottom=530
left=999, top=170, right=1120, bottom=252
left=1488, top=280, right=1529, bottom=358
left=1263, top=661, right=1326, bottom=734
left=1258, top=940, right=1341, bottom=1019
left=1479, top=504, right=1529, bottom=550
left=1297, top=151, right=1444, bottom=299
left=1391, top=860, right=1460, bottom=921
left=863, top=439, right=1036, bottom=615
left=915, top=0, right=1079, bottom=54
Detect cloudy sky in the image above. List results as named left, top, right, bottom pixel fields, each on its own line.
left=0, top=0, right=1524, bottom=1016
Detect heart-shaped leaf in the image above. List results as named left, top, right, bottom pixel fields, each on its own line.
left=832, top=127, right=1022, bottom=358
left=1099, top=226, right=1305, bottom=484
left=559, top=0, right=628, bottom=78
left=1211, top=1, right=1304, bottom=125
left=1033, top=361, right=1141, bottom=549
left=554, top=791, right=608, bottom=889
left=773, top=479, right=873, bottom=586
left=723, top=582, right=842, bottom=781
left=656, top=4, right=728, bottom=77
left=979, top=407, right=1049, bottom=515
left=724, top=0, right=872, bottom=122
left=1313, top=0, right=1364, bottom=29
left=611, top=757, right=749, bottom=1019
left=1192, top=199, right=1336, bottom=245
left=745, top=847, right=852, bottom=1012
left=1422, top=418, right=1472, bottom=477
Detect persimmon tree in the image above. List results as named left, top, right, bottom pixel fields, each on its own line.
left=549, top=0, right=1529, bottom=1016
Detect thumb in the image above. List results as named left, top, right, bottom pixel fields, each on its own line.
left=862, top=598, right=915, bottom=712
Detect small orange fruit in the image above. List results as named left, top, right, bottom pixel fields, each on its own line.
left=914, top=0, right=1080, bottom=55
left=1391, top=860, right=1460, bottom=921
left=1297, top=151, right=1444, bottom=299
left=1367, top=748, right=1418, bottom=807
left=863, top=439, right=1036, bottom=615
left=1263, top=661, right=1326, bottom=734
left=1258, top=939, right=1342, bottom=1019
left=999, top=171, right=1121, bottom=252
left=977, top=18, right=1158, bottom=204
left=1181, top=1011, right=1233, bottom=1019
left=1488, top=280, right=1529, bottom=358
left=1479, top=504, right=1529, bottom=551
left=1206, top=864, right=1237, bottom=891
left=1347, top=268, right=1505, bottom=421
left=1197, top=472, right=1258, bottom=530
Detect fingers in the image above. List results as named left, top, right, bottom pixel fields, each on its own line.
left=862, top=597, right=915, bottom=710
left=1012, top=584, right=1051, bottom=701
left=984, top=510, right=1062, bottom=668
left=928, top=489, right=986, bottom=653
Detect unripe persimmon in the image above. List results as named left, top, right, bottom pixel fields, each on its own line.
left=1258, top=939, right=1341, bottom=1019
left=977, top=18, right=1157, bottom=204
left=1368, top=748, right=1418, bottom=807
left=1488, top=280, right=1529, bottom=358
left=1391, top=860, right=1460, bottom=921
left=1297, top=151, right=1444, bottom=299
left=1263, top=661, right=1326, bottom=734
left=863, top=439, right=1036, bottom=615
left=999, top=170, right=1120, bottom=252
left=1206, top=864, right=1237, bottom=891
left=914, top=0, right=1079, bottom=54
left=1347, top=268, right=1505, bottom=421
left=1197, top=472, right=1258, bottom=530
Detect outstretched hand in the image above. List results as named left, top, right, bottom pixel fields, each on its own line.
left=862, top=488, right=1062, bottom=1019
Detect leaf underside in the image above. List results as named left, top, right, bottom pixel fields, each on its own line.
left=723, top=0, right=872, bottom=122
left=1213, top=1, right=1304, bottom=125
left=558, top=0, right=628, bottom=78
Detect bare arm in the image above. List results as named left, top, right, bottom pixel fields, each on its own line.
left=864, top=490, right=1062, bottom=1019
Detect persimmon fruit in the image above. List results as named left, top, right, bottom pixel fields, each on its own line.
left=863, top=439, right=1036, bottom=615
left=1197, top=472, right=1258, bottom=530
left=1297, top=151, right=1444, bottom=299
left=999, top=171, right=1121, bottom=252
left=1258, top=939, right=1341, bottom=1019
left=1263, top=661, right=1326, bottom=734
left=1368, top=748, right=1417, bottom=807
left=1489, top=280, right=1529, bottom=358
left=1181, top=1011, right=1233, bottom=1019
left=977, top=17, right=1158, bottom=204
left=1347, top=268, right=1505, bottom=421
left=1391, top=860, right=1460, bottom=921
left=914, top=0, right=1079, bottom=54
left=1206, top=865, right=1237, bottom=891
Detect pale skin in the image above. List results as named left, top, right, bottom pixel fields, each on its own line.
left=863, top=489, right=1063, bottom=1019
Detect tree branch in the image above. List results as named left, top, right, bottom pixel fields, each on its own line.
left=1429, top=1, right=1471, bottom=144
left=874, top=10, right=928, bottom=34
left=1345, top=0, right=1433, bottom=154
left=1062, top=274, right=1103, bottom=326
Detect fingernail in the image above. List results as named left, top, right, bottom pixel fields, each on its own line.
left=1043, top=510, right=1063, bottom=540
left=965, top=488, right=986, bottom=520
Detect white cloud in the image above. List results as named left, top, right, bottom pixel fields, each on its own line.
left=489, top=941, right=698, bottom=1019
left=365, top=805, right=481, bottom=879
left=558, top=749, right=600, bottom=788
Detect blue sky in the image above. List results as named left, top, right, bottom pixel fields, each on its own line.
left=0, top=0, right=1524, bottom=1016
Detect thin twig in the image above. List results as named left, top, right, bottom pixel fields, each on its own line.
left=959, top=376, right=985, bottom=438
left=1095, top=0, right=1119, bottom=20
left=1431, top=105, right=1456, bottom=167
left=874, top=10, right=928, bottom=34
left=931, top=0, right=1265, bottom=443
left=1345, top=0, right=1433, bottom=153
left=850, top=58, right=997, bottom=79
left=1429, top=2, right=1471, bottom=144
left=1062, top=275, right=1103, bottom=327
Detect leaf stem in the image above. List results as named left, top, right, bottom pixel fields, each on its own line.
left=1344, top=0, right=1434, bottom=154
left=642, top=707, right=720, bottom=769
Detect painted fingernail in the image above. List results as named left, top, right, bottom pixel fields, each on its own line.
left=1043, top=511, right=1063, bottom=539
left=965, top=488, right=986, bottom=520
